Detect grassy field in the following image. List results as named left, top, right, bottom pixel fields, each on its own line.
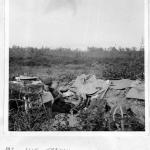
left=9, top=46, right=144, bottom=81
left=9, top=46, right=145, bottom=131
left=9, top=64, right=104, bottom=82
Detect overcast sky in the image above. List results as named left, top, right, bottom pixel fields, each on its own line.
left=9, top=0, right=144, bottom=49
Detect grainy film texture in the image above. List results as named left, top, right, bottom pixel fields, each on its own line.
left=9, top=0, right=145, bottom=131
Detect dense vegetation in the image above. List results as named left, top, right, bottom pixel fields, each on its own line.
left=9, top=46, right=145, bottom=131
left=9, top=46, right=144, bottom=80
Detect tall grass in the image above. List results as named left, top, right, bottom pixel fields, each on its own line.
left=9, top=46, right=144, bottom=80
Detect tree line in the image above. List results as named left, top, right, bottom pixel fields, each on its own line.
left=9, top=46, right=144, bottom=79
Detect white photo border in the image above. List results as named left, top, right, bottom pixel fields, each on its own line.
left=4, top=0, right=150, bottom=136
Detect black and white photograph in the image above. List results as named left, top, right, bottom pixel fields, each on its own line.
left=8, top=0, right=145, bottom=132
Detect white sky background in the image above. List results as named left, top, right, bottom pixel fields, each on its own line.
left=9, top=0, right=144, bottom=50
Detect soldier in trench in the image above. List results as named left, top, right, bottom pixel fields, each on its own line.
left=44, top=79, right=72, bottom=114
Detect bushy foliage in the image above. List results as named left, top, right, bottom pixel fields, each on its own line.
left=9, top=46, right=144, bottom=80
left=78, top=99, right=108, bottom=131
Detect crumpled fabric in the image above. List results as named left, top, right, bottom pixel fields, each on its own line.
left=41, top=91, right=54, bottom=104
left=110, top=79, right=133, bottom=90
left=70, top=74, right=109, bottom=96
left=62, top=90, right=75, bottom=97
left=126, top=81, right=144, bottom=100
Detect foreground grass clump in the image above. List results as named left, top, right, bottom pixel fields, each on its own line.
left=9, top=96, right=145, bottom=131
